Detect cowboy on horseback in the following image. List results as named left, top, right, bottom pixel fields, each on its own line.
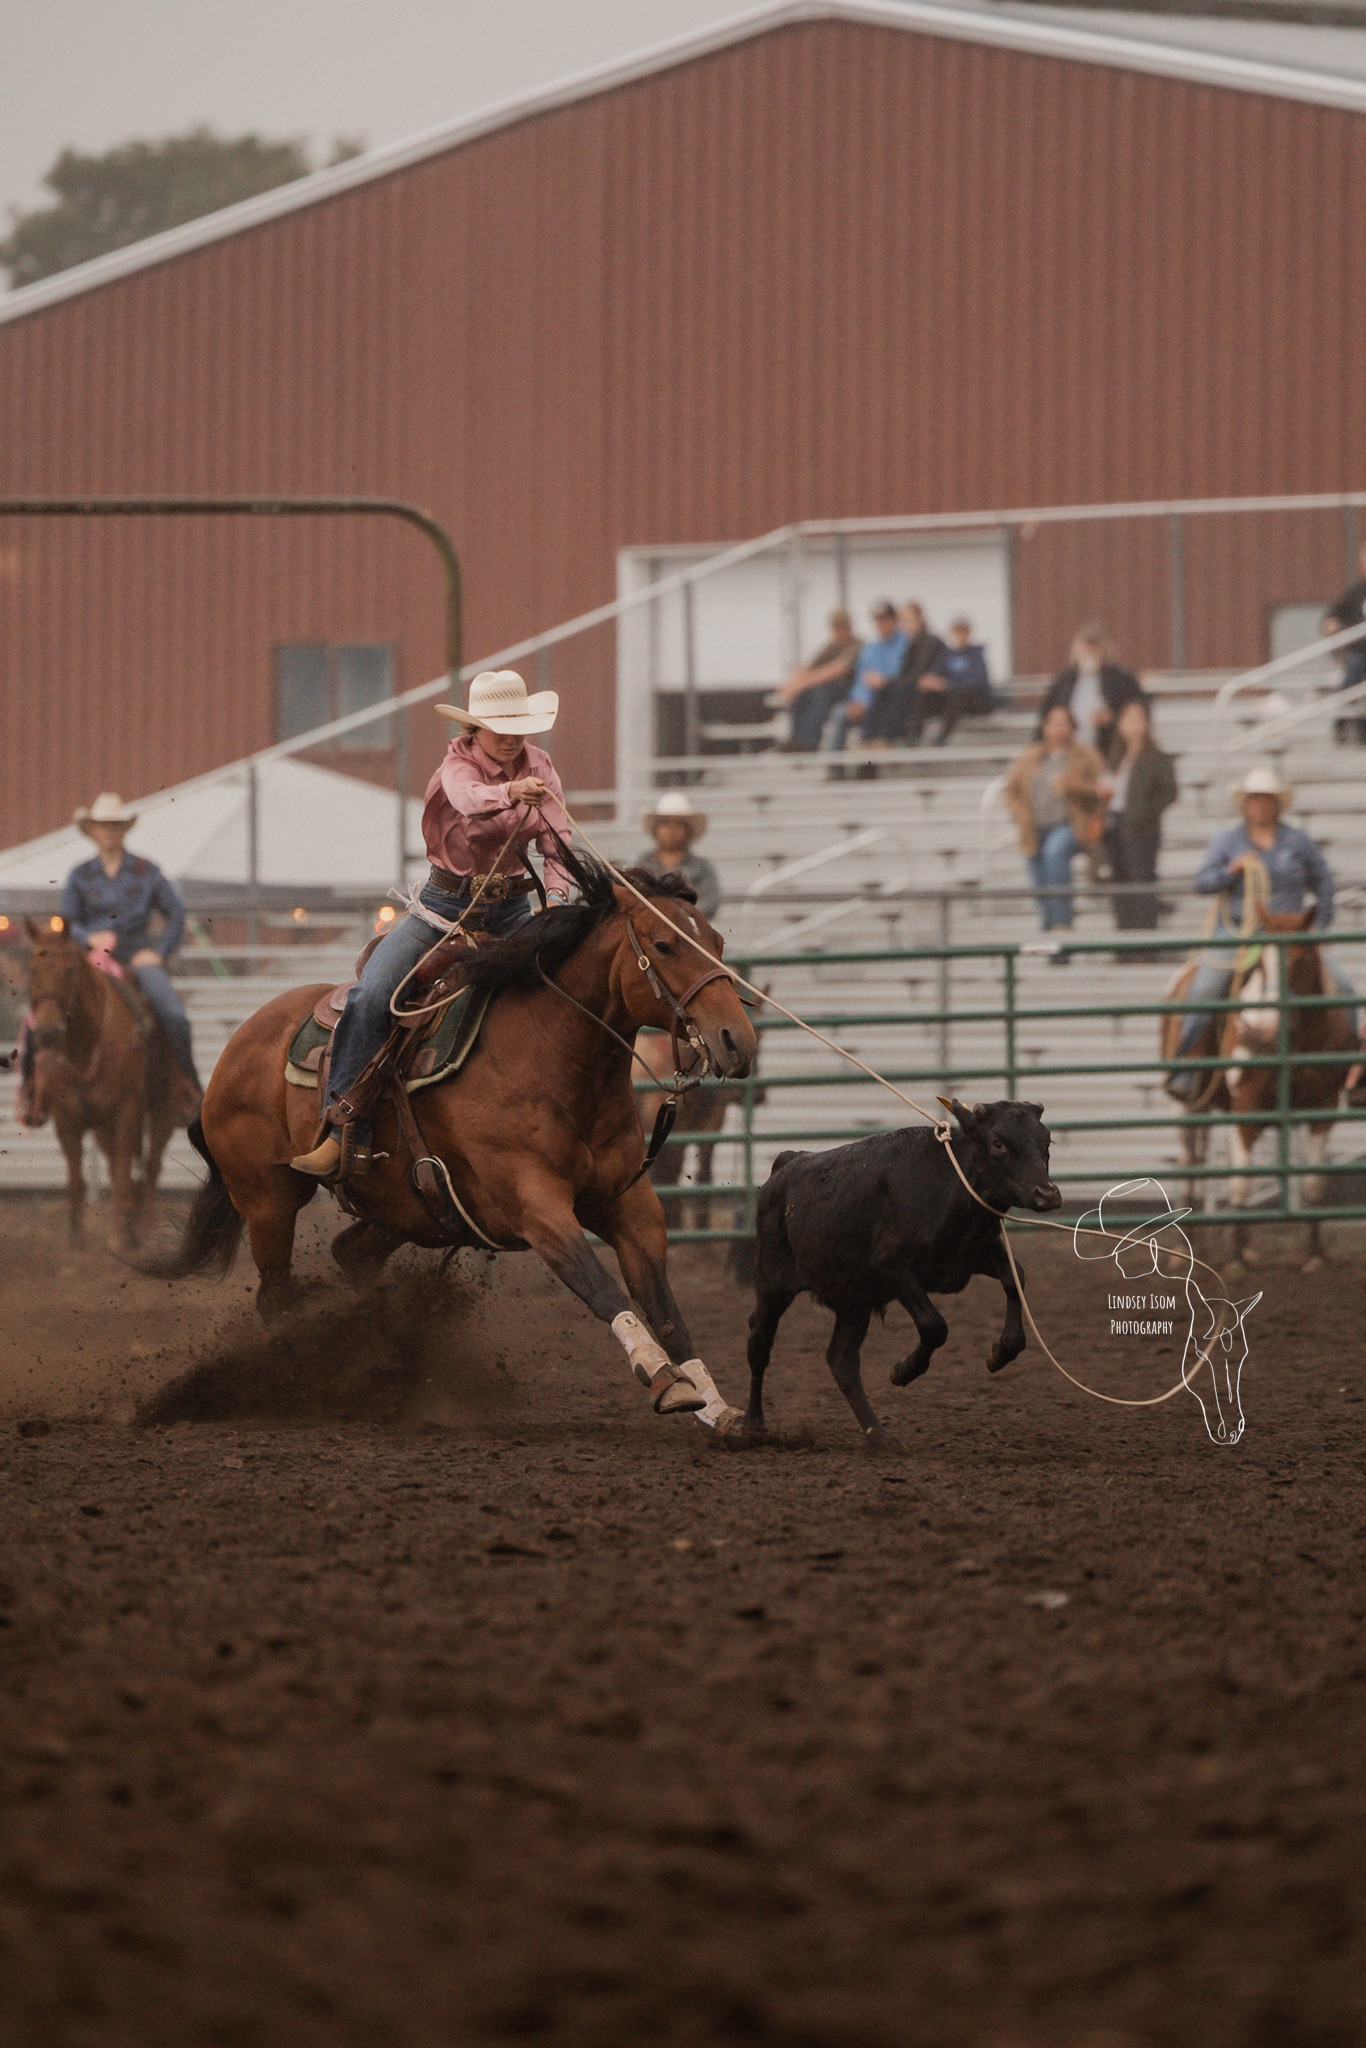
left=18, top=791, right=202, bottom=1124
left=1166, top=764, right=1355, bottom=1102
left=291, top=670, right=573, bottom=1179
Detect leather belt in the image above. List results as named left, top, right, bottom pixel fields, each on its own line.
left=427, top=865, right=535, bottom=902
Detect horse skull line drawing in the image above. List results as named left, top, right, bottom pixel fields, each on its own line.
left=1074, top=1178, right=1260, bottom=1446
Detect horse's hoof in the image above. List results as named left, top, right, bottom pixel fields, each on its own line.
left=864, top=1423, right=905, bottom=1455
left=890, top=1354, right=927, bottom=1387
left=695, top=1402, right=745, bottom=1437
left=986, top=1345, right=1017, bottom=1374
left=649, top=1366, right=706, bottom=1417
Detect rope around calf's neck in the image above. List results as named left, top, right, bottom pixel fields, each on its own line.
left=560, top=805, right=1236, bottom=1413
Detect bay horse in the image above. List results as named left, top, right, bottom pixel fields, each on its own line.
left=1162, top=910, right=1356, bottom=1267
left=22, top=917, right=181, bottom=1250
left=148, top=860, right=756, bottom=1428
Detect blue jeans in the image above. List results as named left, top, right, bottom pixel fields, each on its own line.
left=1176, top=946, right=1358, bottom=1056
left=132, top=962, right=198, bottom=1080
left=325, top=881, right=534, bottom=1111
left=788, top=679, right=848, bottom=751
left=1025, top=824, right=1078, bottom=931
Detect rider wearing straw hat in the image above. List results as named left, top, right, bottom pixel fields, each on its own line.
left=636, top=791, right=720, bottom=920
left=292, top=670, right=574, bottom=1178
left=1167, top=763, right=1353, bottom=1100
left=59, top=792, right=200, bottom=1095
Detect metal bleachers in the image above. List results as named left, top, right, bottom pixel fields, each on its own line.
left=3, top=678, right=1362, bottom=1209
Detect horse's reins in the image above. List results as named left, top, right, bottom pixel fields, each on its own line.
left=549, top=804, right=1238, bottom=1415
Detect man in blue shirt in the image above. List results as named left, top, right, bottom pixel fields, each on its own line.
left=823, top=600, right=907, bottom=752
left=1167, top=765, right=1352, bottom=1100
left=60, top=792, right=200, bottom=1092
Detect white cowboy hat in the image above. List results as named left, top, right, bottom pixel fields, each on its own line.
left=641, top=789, right=708, bottom=836
left=74, top=791, right=138, bottom=835
left=1230, top=763, right=1294, bottom=811
left=435, top=669, right=558, bottom=735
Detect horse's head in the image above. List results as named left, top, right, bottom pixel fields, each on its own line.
left=23, top=916, right=89, bottom=1049
left=612, top=876, right=755, bottom=1081
left=1256, top=909, right=1327, bottom=996
left=1186, top=1289, right=1260, bottom=1446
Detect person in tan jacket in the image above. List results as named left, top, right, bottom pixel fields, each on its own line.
left=1002, top=703, right=1106, bottom=956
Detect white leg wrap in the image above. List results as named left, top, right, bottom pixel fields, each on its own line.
left=680, top=1358, right=742, bottom=1432
left=611, top=1310, right=675, bottom=1387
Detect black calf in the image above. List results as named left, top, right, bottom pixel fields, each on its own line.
left=745, top=1099, right=1060, bottom=1445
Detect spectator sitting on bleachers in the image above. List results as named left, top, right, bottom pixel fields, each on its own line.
left=1040, top=623, right=1144, bottom=755
left=823, top=600, right=906, bottom=752
left=780, top=607, right=861, bottom=750
left=905, top=614, right=994, bottom=746
left=863, top=601, right=945, bottom=745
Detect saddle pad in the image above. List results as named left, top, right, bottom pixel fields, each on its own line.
left=284, top=982, right=493, bottom=1093
left=406, top=983, right=493, bottom=1094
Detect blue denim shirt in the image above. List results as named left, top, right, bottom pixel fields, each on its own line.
left=61, top=854, right=187, bottom=962
left=1195, top=822, right=1335, bottom=929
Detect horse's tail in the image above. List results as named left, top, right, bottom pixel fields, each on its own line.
left=138, top=1114, right=243, bottom=1280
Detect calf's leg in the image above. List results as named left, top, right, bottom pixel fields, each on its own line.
left=745, top=1281, right=796, bottom=1434
left=826, top=1304, right=886, bottom=1443
left=889, top=1273, right=950, bottom=1385
left=980, top=1235, right=1027, bottom=1372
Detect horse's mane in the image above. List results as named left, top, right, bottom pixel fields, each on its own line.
left=453, top=846, right=699, bottom=997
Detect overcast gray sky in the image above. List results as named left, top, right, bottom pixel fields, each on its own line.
left=7, top=0, right=1366, bottom=240
left=0, top=0, right=745, bottom=225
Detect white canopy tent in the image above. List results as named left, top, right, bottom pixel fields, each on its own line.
left=0, top=759, right=424, bottom=893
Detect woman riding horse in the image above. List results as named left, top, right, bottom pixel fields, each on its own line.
left=1166, top=764, right=1358, bottom=1101
left=19, top=791, right=201, bottom=1125
left=292, top=669, right=573, bottom=1179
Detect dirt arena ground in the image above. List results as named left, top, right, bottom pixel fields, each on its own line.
left=1, top=1194, right=1363, bottom=2048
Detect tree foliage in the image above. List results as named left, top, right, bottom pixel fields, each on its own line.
left=0, top=128, right=362, bottom=289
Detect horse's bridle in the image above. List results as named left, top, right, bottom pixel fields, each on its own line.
left=532, top=910, right=736, bottom=1197
left=624, top=913, right=734, bottom=1081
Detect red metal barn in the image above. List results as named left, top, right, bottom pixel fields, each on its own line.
left=0, top=0, right=1363, bottom=838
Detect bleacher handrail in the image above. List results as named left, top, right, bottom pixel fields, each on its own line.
left=6, top=486, right=1366, bottom=868
left=1212, top=616, right=1366, bottom=712
left=744, top=826, right=890, bottom=899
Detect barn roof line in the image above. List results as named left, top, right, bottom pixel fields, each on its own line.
left=4, top=0, right=1365, bottom=330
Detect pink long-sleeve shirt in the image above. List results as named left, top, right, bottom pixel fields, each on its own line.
left=421, top=735, right=574, bottom=898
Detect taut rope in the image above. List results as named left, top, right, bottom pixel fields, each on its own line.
left=555, top=805, right=1236, bottom=1413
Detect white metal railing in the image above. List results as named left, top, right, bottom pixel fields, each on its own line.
left=2, top=489, right=1363, bottom=891
left=744, top=826, right=890, bottom=899
left=1212, top=616, right=1366, bottom=711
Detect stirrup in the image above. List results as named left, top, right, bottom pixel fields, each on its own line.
left=339, top=1124, right=374, bottom=1179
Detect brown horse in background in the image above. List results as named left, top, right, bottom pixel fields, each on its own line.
left=147, top=861, right=756, bottom=1430
left=1162, top=910, right=1356, bottom=1268
left=22, top=918, right=181, bottom=1249
left=634, top=1027, right=764, bottom=1233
